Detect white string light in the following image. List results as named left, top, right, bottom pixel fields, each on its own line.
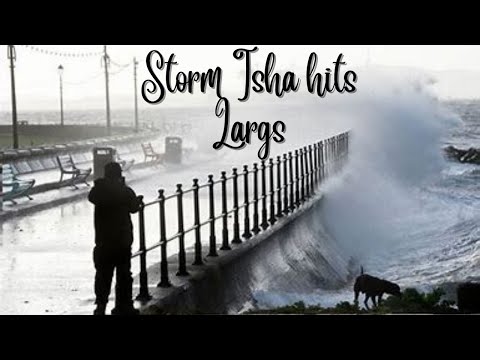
left=14, top=45, right=134, bottom=85
left=110, top=59, right=132, bottom=68
left=21, top=45, right=103, bottom=58
left=110, top=62, right=132, bottom=77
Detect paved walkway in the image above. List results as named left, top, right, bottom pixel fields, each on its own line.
left=0, top=151, right=230, bottom=315
left=1, top=137, right=183, bottom=219
left=0, top=163, right=164, bottom=221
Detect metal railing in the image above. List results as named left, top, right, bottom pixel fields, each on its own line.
left=131, top=131, right=350, bottom=301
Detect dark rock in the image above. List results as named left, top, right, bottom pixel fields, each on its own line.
left=457, top=282, right=480, bottom=313
left=444, top=146, right=480, bottom=165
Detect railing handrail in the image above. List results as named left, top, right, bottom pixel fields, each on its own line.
left=141, top=133, right=350, bottom=209
left=133, top=130, right=351, bottom=301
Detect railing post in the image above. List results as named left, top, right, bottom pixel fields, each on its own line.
left=261, top=160, right=269, bottom=230
left=345, top=132, right=348, bottom=161
left=340, top=134, right=345, bottom=168
left=319, top=141, right=324, bottom=182
left=322, top=140, right=326, bottom=177
left=269, top=158, right=276, bottom=225
left=192, top=179, right=203, bottom=266
left=136, top=203, right=151, bottom=301
left=337, top=135, right=340, bottom=170
left=242, top=165, right=252, bottom=239
left=220, top=171, right=231, bottom=251
left=316, top=141, right=321, bottom=183
left=317, top=141, right=323, bottom=184
left=232, top=168, right=242, bottom=244
left=309, top=145, right=315, bottom=196
left=334, top=137, right=337, bottom=170
left=331, top=137, right=334, bottom=173
left=207, top=175, right=218, bottom=257
left=346, top=131, right=349, bottom=157
left=158, top=189, right=171, bottom=288
left=252, top=163, right=260, bottom=234
left=332, top=136, right=337, bottom=165
left=304, top=146, right=310, bottom=199
left=329, top=137, right=333, bottom=174
left=325, top=139, right=329, bottom=176
left=336, top=136, right=339, bottom=170
left=289, top=151, right=295, bottom=212
left=339, top=134, right=343, bottom=168
left=313, top=143, right=318, bottom=188
left=337, top=135, right=340, bottom=169
left=332, top=136, right=335, bottom=167
left=338, top=135, right=341, bottom=168
left=333, top=135, right=340, bottom=172
left=276, top=156, right=283, bottom=218
left=341, top=134, right=345, bottom=166
left=283, top=154, right=289, bottom=215
left=300, top=148, right=305, bottom=203
left=176, top=184, right=189, bottom=276
left=294, top=150, right=300, bottom=207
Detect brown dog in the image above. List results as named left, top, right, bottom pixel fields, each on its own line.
left=354, top=267, right=402, bottom=309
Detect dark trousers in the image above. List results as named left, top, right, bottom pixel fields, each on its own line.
left=93, top=245, right=133, bottom=309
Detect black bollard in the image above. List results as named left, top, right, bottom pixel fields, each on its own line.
left=192, top=179, right=203, bottom=266
left=207, top=175, right=218, bottom=257
left=176, top=184, right=189, bottom=276
left=269, top=158, right=276, bottom=225
left=220, top=171, right=231, bottom=251
left=157, top=189, right=171, bottom=287
left=283, top=154, right=289, bottom=215
left=252, top=163, right=260, bottom=234
left=261, top=160, right=269, bottom=230
left=242, top=165, right=252, bottom=239
left=276, top=156, right=283, bottom=218
left=232, top=168, right=241, bottom=244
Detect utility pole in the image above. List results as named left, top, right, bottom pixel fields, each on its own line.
left=58, top=65, right=64, bottom=126
left=7, top=45, right=19, bottom=149
left=103, top=45, right=111, bottom=135
left=134, top=57, right=139, bottom=133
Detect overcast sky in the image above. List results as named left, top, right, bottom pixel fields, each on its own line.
left=1, top=45, right=480, bottom=112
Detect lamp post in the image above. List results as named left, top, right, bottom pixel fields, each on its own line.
left=134, top=57, right=139, bottom=133
left=103, top=45, right=111, bottom=135
left=58, top=64, right=64, bottom=126
left=7, top=45, right=19, bottom=149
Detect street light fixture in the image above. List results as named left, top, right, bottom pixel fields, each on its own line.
left=58, top=64, right=64, bottom=126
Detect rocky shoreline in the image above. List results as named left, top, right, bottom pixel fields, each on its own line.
left=242, top=279, right=480, bottom=314
left=444, top=145, right=480, bottom=164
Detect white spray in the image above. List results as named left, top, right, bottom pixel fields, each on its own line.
left=320, top=67, right=462, bottom=263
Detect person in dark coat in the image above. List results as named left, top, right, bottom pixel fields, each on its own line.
left=88, top=162, right=143, bottom=315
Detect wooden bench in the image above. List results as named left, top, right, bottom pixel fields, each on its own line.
left=141, top=143, right=163, bottom=162
left=56, top=154, right=92, bottom=189
left=1, top=164, right=35, bottom=205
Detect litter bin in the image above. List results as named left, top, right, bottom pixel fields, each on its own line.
left=93, top=146, right=117, bottom=180
left=165, top=137, right=182, bottom=164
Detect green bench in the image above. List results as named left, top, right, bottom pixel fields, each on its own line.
left=1, top=164, right=35, bottom=205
